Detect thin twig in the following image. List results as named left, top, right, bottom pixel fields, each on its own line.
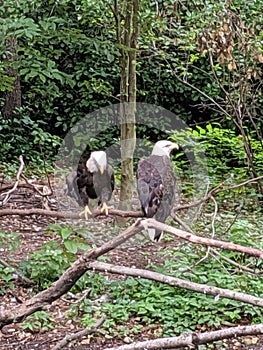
left=173, top=179, right=227, bottom=211
left=175, top=175, right=263, bottom=212
left=210, top=195, right=218, bottom=239
left=0, top=258, right=33, bottom=286
left=211, top=249, right=263, bottom=275
left=61, top=289, right=91, bottom=304
left=227, top=175, right=263, bottom=190
left=192, top=195, right=218, bottom=266
left=52, top=317, right=105, bottom=350
left=171, top=213, right=193, bottom=232
left=0, top=155, right=24, bottom=206
left=21, top=174, right=52, bottom=197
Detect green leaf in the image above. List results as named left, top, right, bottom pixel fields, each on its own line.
left=64, top=239, right=78, bottom=254
left=206, top=124, right=213, bottom=133
left=60, top=227, right=72, bottom=240
left=39, top=74, right=46, bottom=83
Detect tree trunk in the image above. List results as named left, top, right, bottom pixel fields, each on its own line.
left=115, top=0, right=138, bottom=214
left=2, top=35, right=21, bottom=118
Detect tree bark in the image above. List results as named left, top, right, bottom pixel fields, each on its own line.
left=115, top=0, right=138, bottom=213
left=2, top=35, right=21, bottom=118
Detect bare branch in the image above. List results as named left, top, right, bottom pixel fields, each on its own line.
left=103, top=324, right=263, bottom=350
left=174, top=179, right=227, bottom=211
left=0, top=207, right=142, bottom=219
left=140, top=218, right=263, bottom=259
left=211, top=249, right=263, bottom=275
left=0, top=155, right=24, bottom=205
left=52, top=317, right=105, bottom=350
left=194, top=195, right=219, bottom=266
left=171, top=213, right=193, bottom=232
left=174, top=175, right=263, bottom=212
left=210, top=195, right=218, bottom=239
left=170, top=64, right=229, bottom=118
left=21, top=174, right=52, bottom=197
left=89, top=261, right=263, bottom=307
left=227, top=175, right=263, bottom=190
left=0, top=183, right=36, bottom=192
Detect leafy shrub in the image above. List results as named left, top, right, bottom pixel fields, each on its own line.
left=0, top=231, right=20, bottom=295
left=0, top=264, right=15, bottom=295
left=21, top=311, right=55, bottom=333
left=170, top=124, right=263, bottom=209
left=0, top=107, right=61, bottom=176
left=20, top=241, right=69, bottom=290
left=20, top=224, right=91, bottom=290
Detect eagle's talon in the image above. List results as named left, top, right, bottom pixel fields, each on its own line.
left=65, top=150, right=115, bottom=221
left=100, top=203, right=111, bottom=216
left=79, top=205, right=92, bottom=220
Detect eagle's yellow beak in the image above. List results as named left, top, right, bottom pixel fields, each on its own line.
left=99, top=166, right=105, bottom=174
left=171, top=143, right=179, bottom=151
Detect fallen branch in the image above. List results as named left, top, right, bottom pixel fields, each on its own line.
left=89, top=261, right=263, bottom=307
left=141, top=218, right=263, bottom=259
left=52, top=316, right=105, bottom=350
left=103, top=324, right=263, bottom=350
left=0, top=183, right=37, bottom=192
left=2, top=208, right=261, bottom=259
left=0, top=207, right=142, bottom=219
left=0, top=155, right=24, bottom=206
left=0, top=220, right=142, bottom=329
left=21, top=174, right=52, bottom=197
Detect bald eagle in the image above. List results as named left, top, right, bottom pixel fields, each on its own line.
left=66, top=151, right=115, bottom=218
left=137, top=140, right=179, bottom=242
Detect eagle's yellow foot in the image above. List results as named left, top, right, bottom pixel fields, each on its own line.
left=100, top=202, right=111, bottom=216
left=79, top=205, right=92, bottom=220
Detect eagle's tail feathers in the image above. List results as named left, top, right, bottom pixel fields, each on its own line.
left=147, top=228, right=163, bottom=243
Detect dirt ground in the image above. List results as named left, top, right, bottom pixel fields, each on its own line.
left=0, top=179, right=262, bottom=349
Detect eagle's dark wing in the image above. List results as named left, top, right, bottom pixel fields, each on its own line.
left=77, top=162, right=97, bottom=202
left=137, top=157, right=163, bottom=217
left=93, top=164, right=115, bottom=205
left=65, top=161, right=96, bottom=208
left=65, top=152, right=115, bottom=217
left=137, top=155, right=176, bottom=241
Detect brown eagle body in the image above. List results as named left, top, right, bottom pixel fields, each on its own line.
left=66, top=151, right=115, bottom=217
left=137, top=141, right=178, bottom=242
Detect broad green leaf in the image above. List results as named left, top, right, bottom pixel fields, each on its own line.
left=64, top=239, right=78, bottom=254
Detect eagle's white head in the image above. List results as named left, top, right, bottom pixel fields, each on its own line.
left=151, top=140, right=179, bottom=157
left=86, top=151, right=107, bottom=174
